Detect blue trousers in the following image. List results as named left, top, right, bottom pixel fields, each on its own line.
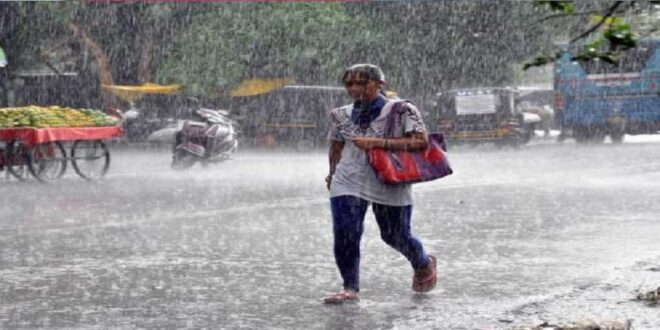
left=330, top=195, right=429, bottom=292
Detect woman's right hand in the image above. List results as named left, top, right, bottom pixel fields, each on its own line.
left=351, top=137, right=385, bottom=150
left=325, top=174, right=332, bottom=191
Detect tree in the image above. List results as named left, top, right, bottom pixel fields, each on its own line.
left=524, top=0, right=660, bottom=70
left=342, top=1, right=557, bottom=101
left=4, top=2, right=210, bottom=107
left=158, top=1, right=557, bottom=101
left=3, top=1, right=583, bottom=106
left=156, top=4, right=383, bottom=98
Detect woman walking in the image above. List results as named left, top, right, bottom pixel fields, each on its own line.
left=324, top=64, right=437, bottom=304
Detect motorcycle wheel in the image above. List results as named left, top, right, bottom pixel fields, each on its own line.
left=171, top=150, right=197, bottom=170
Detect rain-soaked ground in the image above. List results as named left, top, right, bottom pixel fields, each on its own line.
left=2, top=135, right=660, bottom=329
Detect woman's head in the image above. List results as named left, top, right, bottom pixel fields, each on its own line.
left=341, top=64, right=385, bottom=84
left=342, top=64, right=385, bottom=102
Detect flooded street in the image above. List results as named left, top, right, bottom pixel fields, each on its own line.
left=2, top=139, right=660, bottom=329
left=3, top=2, right=660, bottom=329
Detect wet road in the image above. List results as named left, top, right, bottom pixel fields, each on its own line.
left=2, top=138, right=660, bottom=329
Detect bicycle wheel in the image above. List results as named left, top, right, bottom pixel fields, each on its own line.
left=5, top=140, right=30, bottom=181
left=27, top=141, right=67, bottom=182
left=71, top=140, right=110, bottom=180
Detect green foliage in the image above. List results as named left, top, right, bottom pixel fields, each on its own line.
left=523, top=53, right=560, bottom=70
left=5, top=1, right=563, bottom=101
left=535, top=1, right=575, bottom=14
left=603, top=21, right=637, bottom=51
left=571, top=15, right=637, bottom=65
left=525, top=0, right=652, bottom=69
left=157, top=4, right=381, bottom=97
left=7, top=3, right=72, bottom=67
left=344, top=1, right=552, bottom=95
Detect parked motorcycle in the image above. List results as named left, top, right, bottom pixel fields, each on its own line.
left=146, top=107, right=238, bottom=170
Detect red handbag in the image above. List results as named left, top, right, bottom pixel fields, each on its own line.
left=368, top=101, right=453, bottom=184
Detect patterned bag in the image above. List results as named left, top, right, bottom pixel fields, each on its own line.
left=367, top=101, right=453, bottom=184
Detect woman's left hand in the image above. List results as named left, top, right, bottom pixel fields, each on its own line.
left=352, top=137, right=384, bottom=150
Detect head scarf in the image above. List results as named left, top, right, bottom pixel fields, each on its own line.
left=352, top=94, right=386, bottom=129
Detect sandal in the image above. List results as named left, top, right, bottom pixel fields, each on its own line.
left=323, top=289, right=359, bottom=304
left=412, top=255, right=437, bottom=293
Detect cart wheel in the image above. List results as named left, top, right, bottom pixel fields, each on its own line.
left=27, top=141, right=67, bottom=182
left=71, top=140, right=110, bottom=180
left=5, top=140, right=31, bottom=181
left=27, top=142, right=67, bottom=182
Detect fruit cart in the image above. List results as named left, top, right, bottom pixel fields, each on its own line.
left=0, top=107, right=123, bottom=182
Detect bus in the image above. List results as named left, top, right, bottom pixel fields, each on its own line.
left=554, top=39, right=660, bottom=143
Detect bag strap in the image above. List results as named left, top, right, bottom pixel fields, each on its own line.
left=384, top=100, right=413, bottom=137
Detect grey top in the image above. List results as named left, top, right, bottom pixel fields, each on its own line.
left=327, top=98, right=427, bottom=206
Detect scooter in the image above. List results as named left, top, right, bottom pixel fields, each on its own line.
left=147, top=107, right=238, bottom=170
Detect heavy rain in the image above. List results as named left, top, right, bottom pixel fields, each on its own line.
left=1, top=1, right=660, bottom=329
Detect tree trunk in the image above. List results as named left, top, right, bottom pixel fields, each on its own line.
left=137, top=34, right=154, bottom=83
left=68, top=23, right=114, bottom=108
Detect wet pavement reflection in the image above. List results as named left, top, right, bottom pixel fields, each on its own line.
left=2, top=140, right=660, bottom=329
